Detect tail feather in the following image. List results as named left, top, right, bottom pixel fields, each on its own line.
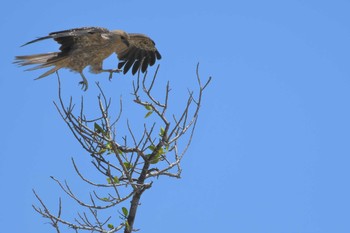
left=14, top=52, right=65, bottom=79
left=15, top=52, right=59, bottom=65
left=35, top=66, right=61, bottom=80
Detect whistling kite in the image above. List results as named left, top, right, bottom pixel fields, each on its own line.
left=15, top=27, right=161, bottom=91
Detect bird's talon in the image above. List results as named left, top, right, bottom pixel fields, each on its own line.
left=78, top=80, right=88, bottom=91
left=108, top=72, right=113, bottom=81
left=104, top=69, right=122, bottom=81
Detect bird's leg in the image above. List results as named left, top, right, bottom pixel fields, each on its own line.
left=79, top=73, right=89, bottom=91
left=100, top=69, right=122, bottom=81
left=91, top=63, right=122, bottom=81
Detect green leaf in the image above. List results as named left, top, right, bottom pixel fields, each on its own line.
left=123, top=162, right=132, bottom=170
left=158, top=147, right=164, bottom=155
left=151, top=146, right=164, bottom=155
left=107, top=223, right=114, bottom=229
left=145, top=105, right=152, bottom=111
left=145, top=111, right=153, bottom=118
left=94, top=123, right=104, bottom=134
left=122, top=207, right=128, bottom=216
left=159, top=127, right=165, bottom=136
left=97, top=148, right=106, bottom=155
left=106, top=142, right=112, bottom=150
left=149, top=154, right=160, bottom=164
left=148, top=145, right=156, bottom=151
left=107, top=176, right=119, bottom=184
left=113, top=176, right=120, bottom=184
left=101, top=197, right=110, bottom=201
left=116, top=149, right=123, bottom=155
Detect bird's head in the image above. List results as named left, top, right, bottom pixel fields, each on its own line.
left=110, top=30, right=130, bottom=47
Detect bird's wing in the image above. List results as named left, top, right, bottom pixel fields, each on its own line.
left=21, top=27, right=111, bottom=53
left=115, top=33, right=162, bottom=75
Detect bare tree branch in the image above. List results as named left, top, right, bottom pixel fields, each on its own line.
left=33, top=64, right=211, bottom=233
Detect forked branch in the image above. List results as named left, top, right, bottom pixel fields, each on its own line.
left=33, top=64, right=211, bottom=233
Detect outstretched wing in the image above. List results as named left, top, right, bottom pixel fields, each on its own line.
left=21, top=27, right=111, bottom=55
left=116, top=33, right=161, bottom=75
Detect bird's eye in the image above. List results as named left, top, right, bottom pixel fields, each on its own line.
left=121, top=36, right=125, bottom=40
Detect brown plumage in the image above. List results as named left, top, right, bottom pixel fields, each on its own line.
left=14, top=27, right=161, bottom=91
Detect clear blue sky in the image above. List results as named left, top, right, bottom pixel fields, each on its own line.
left=1, top=1, right=350, bottom=232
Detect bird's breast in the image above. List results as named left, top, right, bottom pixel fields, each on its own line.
left=65, top=45, right=116, bottom=72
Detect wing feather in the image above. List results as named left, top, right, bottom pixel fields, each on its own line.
left=132, top=60, right=142, bottom=75
left=21, top=27, right=110, bottom=47
left=20, top=27, right=114, bottom=68
left=123, top=60, right=134, bottom=74
left=149, top=52, right=156, bottom=66
left=118, top=61, right=126, bottom=70
left=141, top=57, right=149, bottom=73
left=116, top=33, right=161, bottom=75
left=155, top=50, right=161, bottom=60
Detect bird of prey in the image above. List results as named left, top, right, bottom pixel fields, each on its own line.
left=15, top=26, right=161, bottom=91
